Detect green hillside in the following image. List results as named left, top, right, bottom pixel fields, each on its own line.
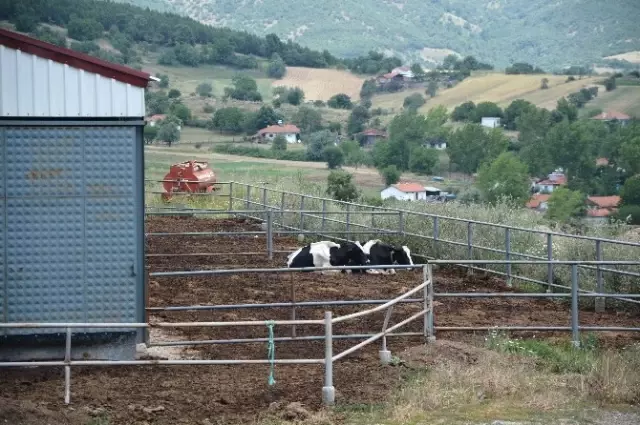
left=114, top=0, right=640, bottom=69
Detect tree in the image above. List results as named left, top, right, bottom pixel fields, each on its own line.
left=503, top=99, right=536, bottom=130
left=360, top=79, right=378, bottom=99
left=168, top=89, right=181, bottom=98
left=244, top=105, right=283, bottom=134
left=545, top=187, right=586, bottom=223
left=604, top=77, right=617, bottom=92
left=426, top=81, right=438, bottom=98
left=224, top=75, right=262, bottom=101
left=403, top=93, right=426, bottom=111
left=210, top=107, right=246, bottom=133
left=267, top=53, right=286, bottom=79
left=67, top=16, right=104, bottom=41
left=346, top=105, right=370, bottom=135
left=143, top=125, right=158, bottom=144
left=286, top=87, right=305, bottom=105
left=472, top=101, right=503, bottom=123
left=620, top=175, right=640, bottom=206
left=157, top=74, right=169, bottom=88
left=447, top=124, right=508, bottom=175
left=476, top=152, right=530, bottom=204
left=327, top=170, right=359, bottom=202
left=157, top=120, right=181, bottom=146
left=292, top=106, right=323, bottom=134
left=555, top=97, right=578, bottom=122
left=169, top=102, right=192, bottom=122
left=380, top=165, right=401, bottom=186
left=620, top=137, right=640, bottom=176
left=306, top=130, right=335, bottom=161
left=145, top=91, right=171, bottom=115
left=327, top=93, right=353, bottom=109
left=451, top=101, right=476, bottom=121
left=196, top=82, right=213, bottom=97
left=540, top=78, right=550, bottom=89
left=272, top=135, right=287, bottom=151
left=409, top=147, right=439, bottom=175
left=410, top=63, right=426, bottom=82
left=324, top=146, right=345, bottom=169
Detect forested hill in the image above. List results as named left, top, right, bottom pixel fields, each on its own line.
left=115, top=0, right=640, bottom=69
left=0, top=0, right=341, bottom=69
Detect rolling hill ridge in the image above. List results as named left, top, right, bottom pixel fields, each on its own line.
left=115, top=0, right=640, bottom=69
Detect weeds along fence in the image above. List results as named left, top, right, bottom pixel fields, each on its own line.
left=146, top=181, right=640, bottom=312
left=0, top=264, right=435, bottom=406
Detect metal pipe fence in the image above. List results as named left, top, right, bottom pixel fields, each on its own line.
left=145, top=180, right=640, bottom=312
left=0, top=264, right=434, bottom=407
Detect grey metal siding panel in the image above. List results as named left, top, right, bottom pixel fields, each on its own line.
left=2, top=125, right=140, bottom=336
left=0, top=128, right=5, bottom=334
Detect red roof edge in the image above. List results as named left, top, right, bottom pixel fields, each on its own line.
left=0, top=28, right=154, bottom=88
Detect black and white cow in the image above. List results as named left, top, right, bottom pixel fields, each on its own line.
left=286, top=241, right=369, bottom=274
left=359, top=239, right=414, bottom=274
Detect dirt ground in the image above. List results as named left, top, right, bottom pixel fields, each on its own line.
left=1, top=216, right=639, bottom=425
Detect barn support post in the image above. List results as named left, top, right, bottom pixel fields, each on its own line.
left=266, top=211, right=273, bottom=260
left=64, top=327, right=72, bottom=404
left=245, top=186, right=251, bottom=210
left=280, top=192, right=286, bottom=236
left=321, top=199, right=327, bottom=233
left=432, top=217, right=440, bottom=264
left=467, top=222, right=473, bottom=276
left=345, top=203, right=351, bottom=241
left=595, top=240, right=605, bottom=312
left=571, top=264, right=580, bottom=347
left=228, top=182, right=234, bottom=215
left=424, top=265, right=435, bottom=342
left=261, top=187, right=268, bottom=221
left=547, top=233, right=553, bottom=293
left=505, top=228, right=512, bottom=287
left=322, top=311, right=335, bottom=405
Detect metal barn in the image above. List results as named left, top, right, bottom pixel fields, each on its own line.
left=0, top=28, right=154, bottom=361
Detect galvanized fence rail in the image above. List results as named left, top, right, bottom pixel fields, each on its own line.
left=0, top=264, right=434, bottom=407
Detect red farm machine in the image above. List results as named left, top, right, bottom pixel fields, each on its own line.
left=161, top=160, right=218, bottom=201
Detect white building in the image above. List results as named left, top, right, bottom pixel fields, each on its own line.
left=425, top=140, right=447, bottom=150
left=256, top=122, right=301, bottom=144
left=481, top=117, right=502, bottom=128
left=381, top=182, right=428, bottom=201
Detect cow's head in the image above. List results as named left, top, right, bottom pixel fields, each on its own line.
left=392, top=245, right=414, bottom=270
left=333, top=241, right=369, bottom=268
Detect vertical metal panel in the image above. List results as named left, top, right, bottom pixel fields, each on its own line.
left=0, top=46, right=145, bottom=118
left=0, top=128, right=5, bottom=333
left=2, top=125, right=141, bottom=336
left=84, top=127, right=137, bottom=325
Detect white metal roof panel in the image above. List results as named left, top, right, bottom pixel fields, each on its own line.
left=0, top=45, right=145, bottom=118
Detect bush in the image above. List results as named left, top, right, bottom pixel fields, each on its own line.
left=403, top=93, right=426, bottom=111
left=271, top=135, right=287, bottom=151
left=615, top=205, right=640, bottom=225
left=327, top=93, right=353, bottom=109
left=196, top=82, right=213, bottom=97
left=326, top=170, right=359, bottom=202
left=213, top=144, right=308, bottom=161
left=324, top=146, right=345, bottom=169
left=203, top=104, right=214, bottom=113
left=168, top=89, right=181, bottom=98
left=380, top=165, right=401, bottom=186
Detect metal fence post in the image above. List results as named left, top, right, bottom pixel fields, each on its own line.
left=467, top=222, right=473, bottom=275
left=398, top=211, right=405, bottom=236
left=505, top=228, right=512, bottom=287
left=433, top=217, right=440, bottom=259
left=228, top=182, right=234, bottom=214
left=424, top=265, right=435, bottom=342
left=595, top=240, right=605, bottom=312
left=262, top=187, right=268, bottom=221
left=266, top=211, right=273, bottom=260
left=245, top=185, right=251, bottom=210
left=571, top=264, right=580, bottom=348
left=547, top=233, right=553, bottom=293
left=346, top=203, right=351, bottom=241
left=321, top=199, right=327, bottom=234
left=322, top=311, right=335, bottom=405
left=64, top=327, right=72, bottom=404
left=300, top=195, right=305, bottom=230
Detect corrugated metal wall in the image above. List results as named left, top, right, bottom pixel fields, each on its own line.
left=0, top=46, right=145, bottom=117
left=0, top=126, right=143, bottom=336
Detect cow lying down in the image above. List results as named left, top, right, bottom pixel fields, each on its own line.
left=286, top=240, right=369, bottom=274
left=356, top=239, right=414, bottom=274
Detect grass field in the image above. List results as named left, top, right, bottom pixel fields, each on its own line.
left=604, top=51, right=640, bottom=63
left=578, top=86, right=640, bottom=118
left=371, top=73, right=601, bottom=112
left=273, top=66, right=366, bottom=101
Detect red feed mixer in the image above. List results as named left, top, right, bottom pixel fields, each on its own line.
left=161, top=160, right=218, bottom=201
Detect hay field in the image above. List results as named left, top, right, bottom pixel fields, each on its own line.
left=579, top=86, right=640, bottom=118
left=273, top=67, right=366, bottom=101
left=371, top=73, right=601, bottom=112
left=604, top=51, right=640, bottom=63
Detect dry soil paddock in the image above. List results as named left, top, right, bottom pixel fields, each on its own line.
left=1, top=216, right=639, bottom=425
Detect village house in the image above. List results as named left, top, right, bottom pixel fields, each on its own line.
left=380, top=182, right=428, bottom=201
left=358, top=128, right=387, bottom=146
left=424, top=138, right=447, bottom=150
left=590, top=110, right=631, bottom=126
left=481, top=117, right=502, bottom=128
left=254, top=122, right=301, bottom=144
left=147, top=114, right=166, bottom=126
left=376, top=66, right=415, bottom=87
left=585, top=196, right=621, bottom=224
left=533, top=171, right=567, bottom=193
left=526, top=193, right=551, bottom=212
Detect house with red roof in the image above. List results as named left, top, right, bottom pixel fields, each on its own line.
left=358, top=128, right=387, bottom=146
left=590, top=110, right=631, bottom=126
left=526, top=193, right=551, bottom=212
left=381, top=182, right=431, bottom=201
left=254, top=121, right=301, bottom=144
